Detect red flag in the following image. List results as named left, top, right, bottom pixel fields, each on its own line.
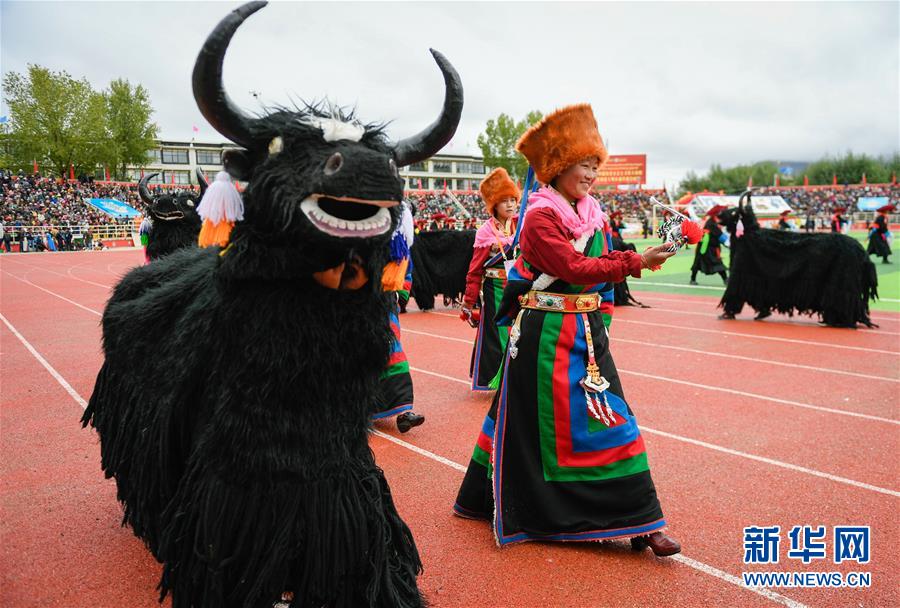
left=861, top=173, right=867, bottom=185
left=417, top=178, right=422, bottom=189
left=747, top=176, right=753, bottom=188
left=105, top=166, right=110, bottom=181
left=443, top=179, right=447, bottom=191
left=803, top=175, right=809, bottom=186
left=69, top=164, right=75, bottom=180
left=140, top=168, right=145, bottom=179
left=774, top=174, right=780, bottom=187
left=171, top=173, right=175, bottom=184
left=892, top=173, right=897, bottom=185
left=32, top=159, right=38, bottom=174
left=832, top=174, right=838, bottom=186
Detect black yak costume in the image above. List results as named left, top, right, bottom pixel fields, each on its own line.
left=409, top=229, right=474, bottom=310
left=611, top=235, right=645, bottom=307
left=719, top=192, right=878, bottom=328
left=82, top=2, right=463, bottom=606
left=137, top=169, right=206, bottom=261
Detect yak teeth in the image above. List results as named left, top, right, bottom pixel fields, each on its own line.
left=299, top=196, right=392, bottom=237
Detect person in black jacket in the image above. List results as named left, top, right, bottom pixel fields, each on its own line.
left=690, top=204, right=728, bottom=285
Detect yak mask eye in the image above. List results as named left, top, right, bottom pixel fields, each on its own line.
left=268, top=136, right=284, bottom=156
left=324, top=152, right=343, bottom=176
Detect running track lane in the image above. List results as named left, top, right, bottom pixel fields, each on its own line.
left=3, top=249, right=896, bottom=597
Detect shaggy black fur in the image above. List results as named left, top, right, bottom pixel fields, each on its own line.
left=144, top=192, right=202, bottom=261
left=410, top=230, right=475, bottom=310
left=718, top=204, right=878, bottom=328
left=82, top=83, right=426, bottom=608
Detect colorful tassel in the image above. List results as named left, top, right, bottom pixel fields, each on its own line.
left=197, top=171, right=243, bottom=247
left=679, top=219, right=702, bottom=245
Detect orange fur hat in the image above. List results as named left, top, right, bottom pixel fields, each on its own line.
left=515, top=103, right=608, bottom=184
left=479, top=168, right=521, bottom=217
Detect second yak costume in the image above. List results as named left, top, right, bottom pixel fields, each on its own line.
left=82, top=2, right=463, bottom=606
left=462, top=167, right=520, bottom=390
left=689, top=204, right=728, bottom=285
left=454, top=104, right=678, bottom=555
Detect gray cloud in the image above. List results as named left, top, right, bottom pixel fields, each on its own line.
left=2, top=1, right=897, bottom=187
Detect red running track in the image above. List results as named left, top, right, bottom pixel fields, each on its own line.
left=1, top=249, right=898, bottom=608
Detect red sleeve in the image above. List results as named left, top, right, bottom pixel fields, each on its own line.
left=520, top=208, right=643, bottom=284
left=464, top=246, right=491, bottom=307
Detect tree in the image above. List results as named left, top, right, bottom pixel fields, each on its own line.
left=2, top=65, right=108, bottom=177
left=477, top=110, right=543, bottom=183
left=805, top=152, right=890, bottom=185
left=105, top=79, right=158, bottom=180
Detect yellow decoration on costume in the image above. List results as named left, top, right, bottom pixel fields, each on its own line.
left=381, top=258, right=409, bottom=292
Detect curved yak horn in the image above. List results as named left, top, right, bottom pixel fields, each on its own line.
left=392, top=49, right=464, bottom=168
left=139, top=173, right=159, bottom=205
left=196, top=167, right=210, bottom=197
left=192, top=1, right=267, bottom=148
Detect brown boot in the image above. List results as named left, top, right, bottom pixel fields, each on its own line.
left=631, top=531, right=681, bottom=556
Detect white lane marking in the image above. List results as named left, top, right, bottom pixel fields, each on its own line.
left=406, top=365, right=900, bottom=497
left=630, top=290, right=900, bottom=323
left=623, top=305, right=900, bottom=337
left=617, top=318, right=899, bottom=355
left=3, top=257, right=113, bottom=289
left=405, top=330, right=899, bottom=423
left=620, top=369, right=898, bottom=425
left=0, top=313, right=88, bottom=409
left=2, top=270, right=103, bottom=317
left=612, top=337, right=899, bottom=383
left=642, top=427, right=900, bottom=498
left=670, top=555, right=808, bottom=608
left=634, top=280, right=724, bottom=291
left=371, top=430, right=467, bottom=472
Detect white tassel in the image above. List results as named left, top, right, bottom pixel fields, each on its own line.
left=197, top=171, right=244, bottom=224
left=400, top=202, right=415, bottom=247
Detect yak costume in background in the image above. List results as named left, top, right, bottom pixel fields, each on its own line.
left=831, top=208, right=848, bottom=234
left=82, top=2, right=463, bottom=606
left=719, top=195, right=878, bottom=328
left=866, top=204, right=893, bottom=264
left=455, top=104, right=677, bottom=556
left=375, top=202, right=425, bottom=432
left=690, top=205, right=728, bottom=285
left=409, top=229, right=474, bottom=310
left=611, top=235, right=646, bottom=307
left=462, top=168, right=520, bottom=391
left=137, top=169, right=206, bottom=262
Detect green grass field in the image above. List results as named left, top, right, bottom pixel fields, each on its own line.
left=626, top=231, right=900, bottom=313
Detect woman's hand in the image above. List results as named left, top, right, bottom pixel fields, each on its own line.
left=640, top=244, right=677, bottom=270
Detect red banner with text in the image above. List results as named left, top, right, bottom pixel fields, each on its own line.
left=596, top=154, right=646, bottom=186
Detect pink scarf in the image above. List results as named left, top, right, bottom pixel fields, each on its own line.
left=473, top=217, right=516, bottom=249
left=524, top=186, right=606, bottom=239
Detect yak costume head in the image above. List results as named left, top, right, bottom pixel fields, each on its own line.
left=137, top=170, right=205, bottom=260
left=138, top=170, right=206, bottom=224
left=192, top=1, right=463, bottom=286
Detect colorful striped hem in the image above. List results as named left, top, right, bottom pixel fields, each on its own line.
left=496, top=518, right=667, bottom=546
left=371, top=403, right=413, bottom=420
left=452, top=503, right=492, bottom=521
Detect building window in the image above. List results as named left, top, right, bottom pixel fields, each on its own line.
left=161, top=148, right=189, bottom=164
left=146, top=149, right=162, bottom=163
left=472, top=163, right=485, bottom=174
left=433, top=161, right=452, bottom=173
left=195, top=149, right=221, bottom=165
left=163, top=171, right=191, bottom=185
left=409, top=161, right=427, bottom=172
left=456, top=162, right=472, bottom=174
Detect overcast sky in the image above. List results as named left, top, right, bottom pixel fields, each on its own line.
left=2, top=1, right=898, bottom=187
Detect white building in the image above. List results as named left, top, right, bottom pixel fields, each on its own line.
left=131, top=140, right=489, bottom=191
